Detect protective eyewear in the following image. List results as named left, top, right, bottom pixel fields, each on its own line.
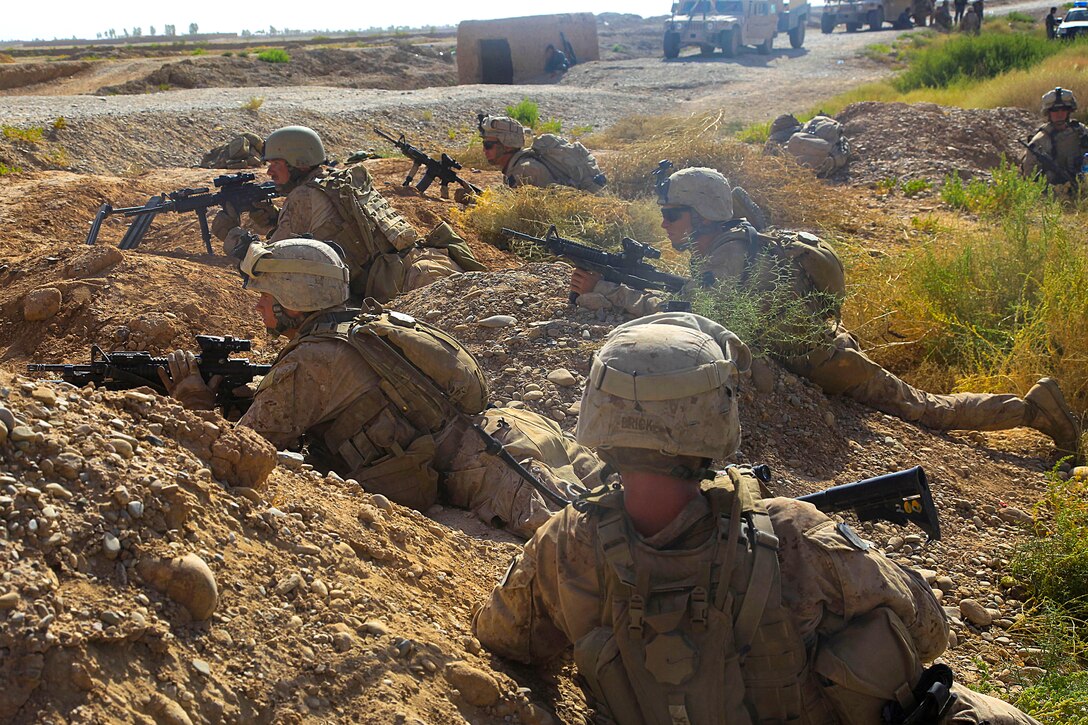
left=482, top=140, right=501, bottom=150
left=661, top=206, right=690, bottom=223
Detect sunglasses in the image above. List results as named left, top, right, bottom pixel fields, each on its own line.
left=661, top=206, right=690, bottom=223
left=482, top=140, right=501, bottom=150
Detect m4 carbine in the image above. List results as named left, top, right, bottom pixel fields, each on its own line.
left=85, top=172, right=281, bottom=253
left=27, top=335, right=270, bottom=415
left=1018, top=139, right=1079, bottom=188
left=373, top=127, right=483, bottom=199
left=501, top=225, right=691, bottom=306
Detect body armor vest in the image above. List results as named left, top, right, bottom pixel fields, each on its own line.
left=574, top=467, right=836, bottom=725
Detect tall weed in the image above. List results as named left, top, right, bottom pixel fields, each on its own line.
left=894, top=33, right=1061, bottom=91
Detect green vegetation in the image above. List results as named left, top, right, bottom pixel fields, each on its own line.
left=241, top=96, right=264, bottom=112
left=52, top=116, right=67, bottom=131
left=157, top=83, right=171, bottom=91
left=2, top=126, right=44, bottom=143
left=611, top=43, right=627, bottom=53
left=538, top=118, right=562, bottom=134
left=257, top=48, right=291, bottom=63
left=901, top=178, right=932, bottom=196
left=505, top=98, right=540, bottom=129
left=0, top=163, right=22, bottom=175
left=190, top=47, right=207, bottom=56
left=894, top=33, right=1061, bottom=92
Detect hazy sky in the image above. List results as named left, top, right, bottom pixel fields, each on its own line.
left=3, top=0, right=668, bottom=42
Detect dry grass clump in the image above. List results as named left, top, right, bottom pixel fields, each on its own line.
left=591, top=110, right=863, bottom=232
left=0, top=53, right=15, bottom=64
left=454, top=185, right=665, bottom=254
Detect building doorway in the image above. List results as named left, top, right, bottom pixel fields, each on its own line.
left=479, top=39, right=513, bottom=84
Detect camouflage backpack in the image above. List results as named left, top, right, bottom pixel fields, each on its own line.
left=746, top=227, right=847, bottom=319
left=524, top=134, right=608, bottom=192
left=305, top=165, right=420, bottom=297
left=785, top=116, right=852, bottom=177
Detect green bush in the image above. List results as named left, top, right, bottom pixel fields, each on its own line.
left=894, top=33, right=1062, bottom=91
left=257, top=48, right=291, bottom=63
left=0, top=163, right=23, bottom=175
left=901, top=178, right=932, bottom=196
left=538, top=118, right=562, bottom=134
left=505, top=98, right=540, bottom=129
left=2, top=126, right=44, bottom=143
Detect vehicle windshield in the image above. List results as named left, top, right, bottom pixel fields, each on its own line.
left=1064, top=8, right=1088, bottom=21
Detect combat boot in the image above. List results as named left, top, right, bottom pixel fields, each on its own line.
left=1024, top=377, right=1082, bottom=458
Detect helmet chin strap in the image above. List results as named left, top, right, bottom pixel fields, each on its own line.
left=266, top=301, right=299, bottom=337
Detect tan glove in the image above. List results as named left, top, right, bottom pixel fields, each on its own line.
left=211, top=203, right=241, bottom=243
left=246, top=200, right=279, bottom=235
left=157, top=350, right=221, bottom=410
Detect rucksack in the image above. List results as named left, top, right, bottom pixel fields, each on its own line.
left=785, top=116, right=851, bottom=177
left=525, top=134, right=608, bottom=192
left=745, top=227, right=846, bottom=318
left=306, top=165, right=420, bottom=270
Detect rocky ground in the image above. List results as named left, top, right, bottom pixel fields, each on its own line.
left=0, top=12, right=1080, bottom=725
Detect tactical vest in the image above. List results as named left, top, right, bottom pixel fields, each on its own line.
left=304, top=165, right=422, bottom=300
left=573, top=467, right=836, bottom=725
left=274, top=306, right=487, bottom=510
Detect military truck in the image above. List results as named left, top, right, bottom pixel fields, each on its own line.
left=818, top=0, right=913, bottom=32
left=664, top=0, right=807, bottom=58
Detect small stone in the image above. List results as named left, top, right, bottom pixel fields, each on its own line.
left=0, top=591, right=20, bottom=610
left=363, top=619, right=390, bottom=636
left=370, top=494, right=392, bottom=512
left=100, top=610, right=123, bottom=626
left=24, top=287, right=63, bottom=321
left=103, top=533, right=121, bottom=559
left=31, top=387, right=57, bottom=406
left=522, top=390, right=545, bottom=402
left=478, top=315, right=517, bottom=328
left=110, top=438, right=134, bottom=459
left=546, top=368, right=578, bottom=387
left=277, top=451, right=305, bottom=470
left=997, top=507, right=1032, bottom=525
left=311, top=580, right=329, bottom=598
left=192, top=659, right=211, bottom=676
left=10, top=426, right=36, bottom=442
left=445, top=662, right=502, bottom=707
left=275, top=573, right=302, bottom=596
left=128, top=500, right=145, bottom=518
left=959, top=599, right=993, bottom=627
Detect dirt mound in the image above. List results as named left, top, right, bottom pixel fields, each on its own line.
left=96, top=46, right=457, bottom=96
left=0, top=62, right=92, bottom=91
left=837, top=101, right=1039, bottom=185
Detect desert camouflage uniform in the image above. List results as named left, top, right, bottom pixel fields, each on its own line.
left=503, top=149, right=561, bottom=189
left=239, top=308, right=606, bottom=538
left=578, top=223, right=1047, bottom=435
left=1020, top=120, right=1088, bottom=186
left=474, top=483, right=1040, bottom=724
left=227, top=168, right=465, bottom=300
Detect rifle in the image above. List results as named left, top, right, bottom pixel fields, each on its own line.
left=788, top=465, right=942, bottom=541
left=85, top=172, right=282, bottom=253
left=373, top=128, right=483, bottom=199
left=501, top=225, right=690, bottom=305
left=1018, top=139, right=1079, bottom=188
left=27, top=335, right=271, bottom=415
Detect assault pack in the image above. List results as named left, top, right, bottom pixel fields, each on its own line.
left=783, top=115, right=852, bottom=178
left=522, top=134, right=608, bottom=192
left=296, top=306, right=488, bottom=509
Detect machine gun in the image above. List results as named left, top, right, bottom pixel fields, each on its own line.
left=85, top=172, right=282, bottom=253
left=1018, top=139, right=1079, bottom=188
left=501, top=225, right=690, bottom=305
left=789, top=465, right=941, bottom=541
left=27, top=335, right=271, bottom=415
left=373, top=128, right=483, bottom=199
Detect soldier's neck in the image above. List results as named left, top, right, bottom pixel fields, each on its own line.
left=621, top=471, right=701, bottom=537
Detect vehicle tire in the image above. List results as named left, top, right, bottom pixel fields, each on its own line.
left=664, top=32, right=681, bottom=59
left=821, top=14, right=836, bottom=33
left=758, top=33, right=774, bottom=54
left=868, top=7, right=884, bottom=30
left=846, top=21, right=861, bottom=32
left=790, top=22, right=806, bottom=48
left=721, top=27, right=741, bottom=57
left=699, top=43, right=716, bottom=56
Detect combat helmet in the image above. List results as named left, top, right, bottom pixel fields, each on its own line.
left=1041, top=87, right=1078, bottom=114
left=240, top=238, right=350, bottom=312
left=657, top=167, right=734, bottom=222
left=478, top=115, right=527, bottom=149
left=577, top=312, right=752, bottom=473
left=263, top=125, right=327, bottom=168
